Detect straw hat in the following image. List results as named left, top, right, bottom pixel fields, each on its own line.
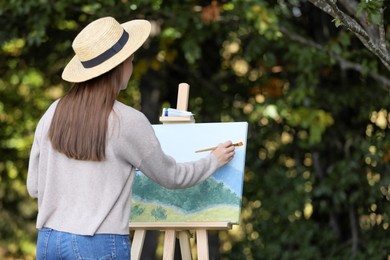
left=62, top=17, right=151, bottom=83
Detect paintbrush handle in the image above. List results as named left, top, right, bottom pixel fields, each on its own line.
left=195, top=142, right=243, bottom=153
left=195, top=147, right=217, bottom=153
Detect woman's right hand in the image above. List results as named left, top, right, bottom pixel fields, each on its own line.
left=211, top=141, right=235, bottom=167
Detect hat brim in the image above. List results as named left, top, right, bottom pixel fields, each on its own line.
left=62, top=20, right=151, bottom=83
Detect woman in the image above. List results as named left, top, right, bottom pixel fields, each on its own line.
left=27, top=16, right=235, bottom=259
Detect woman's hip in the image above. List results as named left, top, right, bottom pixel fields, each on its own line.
left=37, top=227, right=130, bottom=260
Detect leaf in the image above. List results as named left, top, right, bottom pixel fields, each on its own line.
left=369, top=12, right=381, bottom=25
left=338, top=32, right=351, bottom=47
left=332, top=18, right=343, bottom=28
left=182, top=39, right=201, bottom=64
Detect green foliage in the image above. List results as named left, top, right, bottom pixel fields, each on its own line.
left=131, top=204, right=145, bottom=218
left=151, top=206, right=167, bottom=220
left=357, top=0, right=383, bottom=25
left=332, top=17, right=343, bottom=28
left=1, top=0, right=390, bottom=259
left=132, top=173, right=240, bottom=212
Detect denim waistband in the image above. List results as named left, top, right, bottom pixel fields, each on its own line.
left=36, top=228, right=131, bottom=260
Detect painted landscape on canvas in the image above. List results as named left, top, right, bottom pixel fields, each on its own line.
left=130, top=122, right=248, bottom=223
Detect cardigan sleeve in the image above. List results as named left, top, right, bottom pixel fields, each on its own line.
left=27, top=118, right=44, bottom=198
left=137, top=143, right=221, bottom=189
left=26, top=100, right=59, bottom=198
left=117, top=105, right=221, bottom=189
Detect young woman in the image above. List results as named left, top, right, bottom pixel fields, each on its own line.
left=27, top=16, right=235, bottom=259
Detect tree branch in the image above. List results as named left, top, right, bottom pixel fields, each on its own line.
left=306, top=0, right=336, bottom=17
left=378, top=7, right=387, bottom=52
left=349, top=205, right=358, bottom=256
left=312, top=151, right=325, bottom=180
left=337, top=0, right=377, bottom=37
left=324, top=0, right=370, bottom=40
left=307, top=0, right=390, bottom=72
left=280, top=26, right=390, bottom=90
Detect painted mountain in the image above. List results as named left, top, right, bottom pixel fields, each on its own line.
left=130, top=122, right=248, bottom=223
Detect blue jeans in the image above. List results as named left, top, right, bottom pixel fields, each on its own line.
left=37, top=228, right=131, bottom=260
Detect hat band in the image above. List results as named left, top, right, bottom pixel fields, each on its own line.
left=81, top=30, right=129, bottom=68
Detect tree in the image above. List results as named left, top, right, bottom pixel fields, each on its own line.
left=1, top=0, right=389, bottom=259
left=308, top=0, right=390, bottom=74
left=151, top=206, right=167, bottom=221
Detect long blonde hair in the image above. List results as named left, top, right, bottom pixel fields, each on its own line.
left=49, top=62, right=124, bottom=161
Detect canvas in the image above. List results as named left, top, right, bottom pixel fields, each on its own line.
left=130, top=122, right=248, bottom=223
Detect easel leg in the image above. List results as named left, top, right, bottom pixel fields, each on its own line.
left=131, top=230, right=146, bottom=260
left=179, top=231, right=193, bottom=260
left=196, top=229, right=209, bottom=260
left=163, top=230, right=176, bottom=260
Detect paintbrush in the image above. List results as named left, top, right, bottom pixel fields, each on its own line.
left=195, top=141, right=244, bottom=153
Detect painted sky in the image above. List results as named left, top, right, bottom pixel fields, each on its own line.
left=131, top=122, right=248, bottom=223
left=152, top=122, right=247, bottom=196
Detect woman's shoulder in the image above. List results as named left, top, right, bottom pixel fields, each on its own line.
left=47, top=99, right=60, bottom=112
left=111, top=101, right=154, bottom=139
left=39, top=99, right=60, bottom=121
left=114, top=101, right=142, bottom=115
left=113, top=101, right=150, bottom=124
left=33, top=99, right=61, bottom=135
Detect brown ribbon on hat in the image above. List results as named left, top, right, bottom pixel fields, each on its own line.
left=81, top=30, right=129, bottom=68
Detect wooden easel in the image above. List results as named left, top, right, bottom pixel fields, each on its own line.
left=130, top=83, right=233, bottom=260
left=130, top=221, right=232, bottom=260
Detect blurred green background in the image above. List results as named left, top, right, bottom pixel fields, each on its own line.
left=1, top=0, right=389, bottom=259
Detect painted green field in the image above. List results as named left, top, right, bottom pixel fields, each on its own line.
left=130, top=200, right=240, bottom=222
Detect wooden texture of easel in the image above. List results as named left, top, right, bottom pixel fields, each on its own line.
left=129, top=83, right=233, bottom=260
